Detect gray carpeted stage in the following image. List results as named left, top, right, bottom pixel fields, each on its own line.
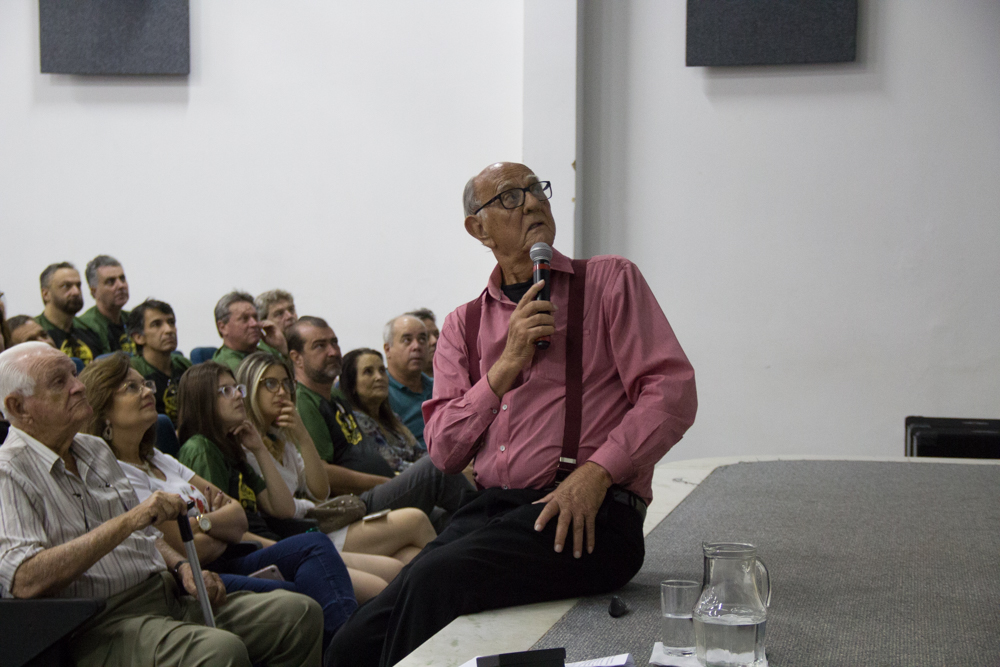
left=531, top=460, right=1000, bottom=665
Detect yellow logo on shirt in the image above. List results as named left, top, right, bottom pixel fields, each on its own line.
left=336, top=410, right=363, bottom=446
left=60, top=339, right=94, bottom=366
left=238, top=472, right=257, bottom=512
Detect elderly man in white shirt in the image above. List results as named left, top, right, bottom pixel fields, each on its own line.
left=0, top=342, right=324, bottom=667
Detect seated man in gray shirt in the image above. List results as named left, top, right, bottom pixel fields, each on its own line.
left=0, top=342, right=324, bottom=667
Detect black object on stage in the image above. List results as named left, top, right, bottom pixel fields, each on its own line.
left=478, top=647, right=566, bottom=667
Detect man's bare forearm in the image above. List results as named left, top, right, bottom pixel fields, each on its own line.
left=11, top=511, right=140, bottom=598
left=324, top=463, right=390, bottom=495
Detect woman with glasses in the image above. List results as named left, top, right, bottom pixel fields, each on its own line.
left=78, top=354, right=356, bottom=650
left=236, top=352, right=437, bottom=602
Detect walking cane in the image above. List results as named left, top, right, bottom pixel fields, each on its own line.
left=176, top=502, right=216, bottom=627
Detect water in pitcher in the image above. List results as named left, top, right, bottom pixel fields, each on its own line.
left=693, top=614, right=766, bottom=667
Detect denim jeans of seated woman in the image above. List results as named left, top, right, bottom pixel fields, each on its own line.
left=208, top=531, right=357, bottom=645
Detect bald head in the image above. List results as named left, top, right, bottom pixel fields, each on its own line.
left=464, top=162, right=535, bottom=216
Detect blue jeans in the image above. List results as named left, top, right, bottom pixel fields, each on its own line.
left=210, top=532, right=356, bottom=641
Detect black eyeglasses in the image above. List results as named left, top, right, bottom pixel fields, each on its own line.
left=474, top=181, right=552, bottom=215
left=260, top=377, right=295, bottom=395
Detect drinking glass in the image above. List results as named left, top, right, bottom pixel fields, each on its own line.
left=660, top=579, right=701, bottom=655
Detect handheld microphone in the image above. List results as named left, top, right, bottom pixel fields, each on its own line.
left=530, top=242, right=553, bottom=349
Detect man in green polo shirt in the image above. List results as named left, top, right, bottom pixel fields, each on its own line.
left=288, top=316, right=472, bottom=531
left=211, top=291, right=288, bottom=373
left=128, top=298, right=192, bottom=423
left=34, top=262, right=101, bottom=365
left=78, top=255, right=135, bottom=356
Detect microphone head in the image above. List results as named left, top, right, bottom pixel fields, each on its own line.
left=529, top=242, right=553, bottom=263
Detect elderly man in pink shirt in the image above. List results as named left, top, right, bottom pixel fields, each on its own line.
left=326, top=162, right=697, bottom=667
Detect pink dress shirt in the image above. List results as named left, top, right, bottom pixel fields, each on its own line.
left=423, top=248, right=697, bottom=504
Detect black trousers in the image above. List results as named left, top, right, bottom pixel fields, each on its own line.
left=325, top=486, right=646, bottom=667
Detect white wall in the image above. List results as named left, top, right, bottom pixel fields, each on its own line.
left=577, top=0, right=1000, bottom=459
left=0, top=0, right=526, bottom=354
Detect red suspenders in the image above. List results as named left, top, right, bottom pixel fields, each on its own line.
left=463, top=259, right=588, bottom=484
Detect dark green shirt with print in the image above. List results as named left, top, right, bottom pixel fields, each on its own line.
left=177, top=434, right=266, bottom=511
left=212, top=342, right=284, bottom=374
left=78, top=306, right=135, bottom=356
left=130, top=353, right=192, bottom=423
left=296, top=383, right=395, bottom=477
left=35, top=313, right=102, bottom=366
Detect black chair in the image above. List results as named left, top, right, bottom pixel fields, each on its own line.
left=905, top=416, right=1000, bottom=458
left=0, top=598, right=105, bottom=667
left=154, top=414, right=181, bottom=458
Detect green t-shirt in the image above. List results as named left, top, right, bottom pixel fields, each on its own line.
left=130, top=353, right=192, bottom=423
left=212, top=342, right=284, bottom=374
left=177, top=434, right=266, bottom=512
left=296, top=383, right=395, bottom=477
left=78, top=306, right=135, bottom=356
left=35, top=313, right=102, bottom=366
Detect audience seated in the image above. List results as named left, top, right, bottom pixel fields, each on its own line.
left=236, top=352, right=436, bottom=602
left=78, top=353, right=356, bottom=650
left=127, top=298, right=192, bottom=423
left=176, top=361, right=300, bottom=538
left=288, top=316, right=474, bottom=531
left=340, top=347, right=422, bottom=472
left=212, top=291, right=287, bottom=373
left=0, top=342, right=324, bottom=666
left=34, top=262, right=102, bottom=365
left=78, top=255, right=135, bottom=355
left=256, top=289, right=299, bottom=333
left=383, top=314, right=433, bottom=449
left=6, top=314, right=57, bottom=347
left=406, top=307, right=439, bottom=377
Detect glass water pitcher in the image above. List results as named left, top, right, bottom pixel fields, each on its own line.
left=692, top=542, right=771, bottom=667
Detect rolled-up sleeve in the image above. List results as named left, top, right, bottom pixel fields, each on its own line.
left=0, top=470, right=48, bottom=598
left=585, top=260, right=697, bottom=488
left=423, top=304, right=502, bottom=474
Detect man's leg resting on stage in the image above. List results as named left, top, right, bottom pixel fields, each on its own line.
left=325, top=488, right=645, bottom=667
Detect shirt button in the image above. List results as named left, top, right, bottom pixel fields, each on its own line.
left=500, top=446, right=506, bottom=452
left=502, top=485, right=509, bottom=489
left=502, top=404, right=508, bottom=411
left=492, top=409, right=498, bottom=414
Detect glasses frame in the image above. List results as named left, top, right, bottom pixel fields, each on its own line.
left=118, top=379, right=156, bottom=395
left=473, top=181, right=552, bottom=215
left=259, top=377, right=295, bottom=396
left=217, top=384, right=247, bottom=399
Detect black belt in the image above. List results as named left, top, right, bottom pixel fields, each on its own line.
left=536, top=484, right=647, bottom=521
left=609, top=486, right=647, bottom=521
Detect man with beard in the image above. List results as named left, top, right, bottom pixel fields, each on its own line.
left=383, top=314, right=433, bottom=450
left=127, top=299, right=192, bottom=423
left=35, top=262, right=101, bottom=365
left=211, top=291, right=288, bottom=374
left=288, top=316, right=472, bottom=531
left=78, top=255, right=135, bottom=355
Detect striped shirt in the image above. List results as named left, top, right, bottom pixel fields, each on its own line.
left=0, top=427, right=165, bottom=599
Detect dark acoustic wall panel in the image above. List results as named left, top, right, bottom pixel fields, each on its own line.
left=686, top=0, right=857, bottom=67
left=39, top=0, right=189, bottom=75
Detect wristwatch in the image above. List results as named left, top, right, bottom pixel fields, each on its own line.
left=196, top=512, right=212, bottom=533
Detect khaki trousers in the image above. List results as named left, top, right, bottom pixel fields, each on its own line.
left=70, top=571, right=323, bottom=667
